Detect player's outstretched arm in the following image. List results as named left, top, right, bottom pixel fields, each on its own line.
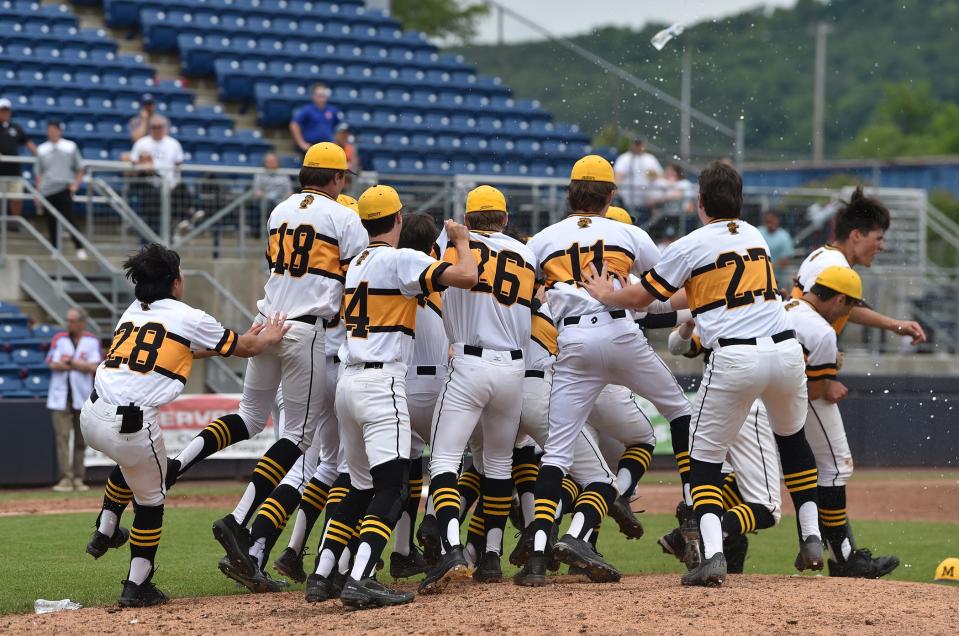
left=580, top=262, right=656, bottom=310
left=807, top=378, right=849, bottom=403
left=233, top=313, right=291, bottom=358
left=849, top=305, right=926, bottom=345
left=436, top=220, right=479, bottom=290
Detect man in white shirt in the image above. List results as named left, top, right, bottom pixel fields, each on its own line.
left=130, top=116, right=191, bottom=229
left=613, top=138, right=663, bottom=212
left=46, top=307, right=102, bottom=492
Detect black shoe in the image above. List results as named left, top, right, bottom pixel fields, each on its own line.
left=165, top=458, right=181, bottom=490
left=390, top=547, right=428, bottom=579
left=723, top=533, right=748, bottom=574
left=609, top=495, right=644, bottom=540
left=513, top=551, right=547, bottom=586
left=473, top=551, right=503, bottom=583
left=567, top=564, right=590, bottom=576
left=273, top=547, right=307, bottom=583
left=679, top=507, right=702, bottom=570
left=305, top=573, right=336, bottom=602
left=418, top=546, right=471, bottom=594
left=545, top=522, right=561, bottom=572
left=87, top=527, right=129, bottom=559
left=119, top=576, right=169, bottom=607
left=416, top=514, right=441, bottom=567
left=340, top=577, right=414, bottom=610
left=212, top=515, right=254, bottom=578
left=795, top=535, right=825, bottom=572
left=828, top=549, right=900, bottom=579
left=681, top=552, right=727, bottom=587
left=657, top=527, right=686, bottom=562
left=509, top=525, right=534, bottom=567
left=508, top=494, right=524, bottom=532
left=218, top=555, right=287, bottom=593
left=552, top=535, right=621, bottom=583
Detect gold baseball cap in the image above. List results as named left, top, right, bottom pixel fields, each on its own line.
left=605, top=206, right=632, bottom=225
left=466, top=185, right=507, bottom=215
left=935, top=557, right=959, bottom=583
left=814, top=266, right=863, bottom=303
left=358, top=185, right=402, bottom=221
left=302, top=142, right=351, bottom=172
left=336, top=194, right=359, bottom=213
left=570, top=154, right=615, bottom=184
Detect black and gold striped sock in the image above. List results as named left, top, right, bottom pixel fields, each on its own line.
left=480, top=476, right=513, bottom=554
left=818, top=485, right=850, bottom=563
left=559, top=476, right=581, bottom=518
left=465, top=499, right=485, bottom=557
left=618, top=443, right=654, bottom=496
left=98, top=466, right=133, bottom=531
left=355, top=514, right=393, bottom=579
left=316, top=486, right=373, bottom=574
left=570, top=482, right=616, bottom=540
left=456, top=465, right=482, bottom=521
left=721, top=472, right=744, bottom=510
left=179, top=414, right=250, bottom=474
left=690, top=458, right=726, bottom=556
left=286, top=476, right=331, bottom=555
left=670, top=415, right=692, bottom=499
left=402, top=458, right=424, bottom=554
left=128, top=503, right=164, bottom=584
left=430, top=471, right=461, bottom=551
left=777, top=430, right=820, bottom=540
left=249, top=484, right=301, bottom=570
left=512, top=445, right=539, bottom=499
left=351, top=459, right=409, bottom=579
left=313, top=474, right=350, bottom=553
left=721, top=502, right=775, bottom=535
left=529, top=465, right=564, bottom=549
left=588, top=523, right=601, bottom=550
left=239, top=438, right=302, bottom=526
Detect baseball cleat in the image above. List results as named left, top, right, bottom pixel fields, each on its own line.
left=212, top=515, right=255, bottom=578
left=794, top=535, right=825, bottom=572
left=165, top=457, right=181, bottom=490
left=390, top=547, right=428, bottom=579
left=552, top=535, right=621, bottom=583
left=119, top=575, right=169, bottom=608
left=418, top=546, right=471, bottom=594
left=273, top=547, right=307, bottom=583
left=509, top=525, right=534, bottom=567
left=87, top=527, right=130, bottom=559
left=340, top=577, right=414, bottom=610
left=723, top=533, right=748, bottom=574
left=305, top=573, right=337, bottom=602
left=657, top=527, right=686, bottom=562
left=416, top=514, right=441, bottom=567
left=681, top=552, right=727, bottom=587
left=567, top=564, right=590, bottom=577
left=828, top=549, right=899, bottom=579
left=218, top=555, right=288, bottom=593
left=609, top=495, right=645, bottom=539
left=679, top=507, right=702, bottom=570
left=473, top=551, right=503, bottom=583
left=545, top=522, right=561, bottom=572
left=513, top=552, right=547, bottom=587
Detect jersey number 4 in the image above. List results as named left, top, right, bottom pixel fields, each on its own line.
left=344, top=282, right=370, bottom=338
left=104, top=321, right=167, bottom=373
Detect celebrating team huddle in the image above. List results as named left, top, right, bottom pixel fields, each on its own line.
left=80, top=142, right=920, bottom=609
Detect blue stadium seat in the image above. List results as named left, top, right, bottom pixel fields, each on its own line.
left=30, top=324, right=58, bottom=344
left=23, top=370, right=50, bottom=395
left=0, top=375, right=26, bottom=395
left=9, top=347, right=45, bottom=367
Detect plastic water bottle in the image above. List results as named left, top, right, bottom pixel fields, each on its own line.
left=34, top=599, right=82, bottom=614
left=651, top=23, right=685, bottom=50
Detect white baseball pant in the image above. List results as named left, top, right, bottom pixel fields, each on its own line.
left=726, top=399, right=783, bottom=522
left=407, top=365, right=446, bottom=460
left=804, top=398, right=853, bottom=486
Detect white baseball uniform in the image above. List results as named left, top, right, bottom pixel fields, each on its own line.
left=336, top=241, right=450, bottom=490
left=642, top=218, right=807, bottom=465
left=81, top=298, right=238, bottom=506
left=791, top=244, right=852, bottom=333
left=428, top=229, right=535, bottom=481
left=406, top=292, right=448, bottom=460
left=784, top=298, right=852, bottom=486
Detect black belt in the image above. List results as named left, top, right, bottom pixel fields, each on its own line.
left=562, top=309, right=628, bottom=326
left=463, top=344, right=523, bottom=360
left=717, top=329, right=795, bottom=348
left=90, top=389, right=143, bottom=434
left=291, top=315, right=331, bottom=327
left=363, top=362, right=384, bottom=369
left=331, top=355, right=341, bottom=364
left=416, top=365, right=438, bottom=375
left=525, top=370, right=545, bottom=378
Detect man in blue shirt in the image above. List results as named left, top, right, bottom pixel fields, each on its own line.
left=290, top=83, right=341, bottom=151
left=758, top=210, right=795, bottom=289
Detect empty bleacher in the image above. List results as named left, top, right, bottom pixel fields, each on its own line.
left=0, top=301, right=56, bottom=400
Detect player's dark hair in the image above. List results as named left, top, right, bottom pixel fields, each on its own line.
left=362, top=211, right=399, bottom=237
left=567, top=180, right=616, bottom=213
left=834, top=187, right=890, bottom=241
left=299, top=167, right=343, bottom=189
left=123, top=243, right=181, bottom=304
left=698, top=161, right=743, bottom=218
left=399, top=212, right=438, bottom=255
left=465, top=211, right=507, bottom=232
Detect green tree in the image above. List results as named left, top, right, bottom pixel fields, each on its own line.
left=392, top=0, right=489, bottom=42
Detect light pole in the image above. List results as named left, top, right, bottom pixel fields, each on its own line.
left=812, top=22, right=832, bottom=163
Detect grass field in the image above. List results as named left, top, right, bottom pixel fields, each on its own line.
left=2, top=498, right=953, bottom=615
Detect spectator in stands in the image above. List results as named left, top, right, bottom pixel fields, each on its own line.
left=128, top=93, right=158, bottom=144
left=46, top=307, right=102, bottom=492
left=651, top=163, right=695, bottom=209
left=614, top=138, right=662, bottom=219
left=252, top=152, right=293, bottom=209
left=759, top=210, right=795, bottom=287
left=36, top=121, right=86, bottom=259
left=0, top=97, right=38, bottom=218
left=334, top=122, right=361, bottom=174
left=289, top=82, right=341, bottom=151
left=130, top=116, right=194, bottom=230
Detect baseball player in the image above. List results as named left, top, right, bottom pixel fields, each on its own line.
left=419, top=185, right=536, bottom=592
left=515, top=155, right=690, bottom=586
left=580, top=161, right=822, bottom=587
left=305, top=185, right=478, bottom=609
left=784, top=266, right=900, bottom=578
left=206, top=143, right=368, bottom=584
left=791, top=187, right=925, bottom=343
left=79, top=244, right=287, bottom=606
